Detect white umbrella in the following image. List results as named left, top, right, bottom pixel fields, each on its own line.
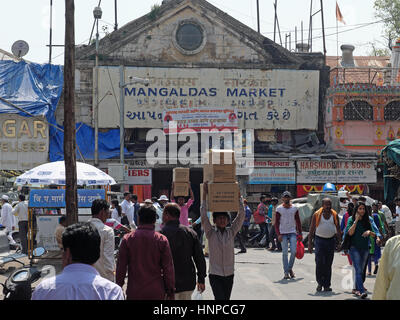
left=14, top=161, right=116, bottom=186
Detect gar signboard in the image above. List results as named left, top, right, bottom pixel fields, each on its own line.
left=296, top=160, right=377, bottom=184
left=0, top=115, right=48, bottom=170
left=97, top=67, right=320, bottom=132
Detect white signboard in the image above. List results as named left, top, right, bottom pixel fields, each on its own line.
left=248, top=168, right=296, bottom=184
left=126, top=168, right=152, bottom=185
left=97, top=67, right=320, bottom=130
left=296, top=160, right=377, bottom=184
left=36, top=214, right=91, bottom=251
left=0, top=115, right=48, bottom=170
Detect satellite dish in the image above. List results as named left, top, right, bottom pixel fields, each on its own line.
left=11, top=40, right=29, bottom=58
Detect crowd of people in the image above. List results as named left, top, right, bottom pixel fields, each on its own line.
left=2, top=184, right=399, bottom=300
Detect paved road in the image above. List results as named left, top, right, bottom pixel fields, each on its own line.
left=0, top=248, right=378, bottom=300
left=200, top=247, right=377, bottom=300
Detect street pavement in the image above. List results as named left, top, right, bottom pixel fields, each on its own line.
left=200, top=247, right=377, bottom=300
left=0, top=247, right=378, bottom=300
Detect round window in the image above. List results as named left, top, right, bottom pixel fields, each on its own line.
left=175, top=22, right=204, bottom=52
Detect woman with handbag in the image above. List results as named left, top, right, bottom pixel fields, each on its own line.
left=344, top=202, right=382, bottom=299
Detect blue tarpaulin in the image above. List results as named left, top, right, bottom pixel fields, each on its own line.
left=49, top=122, right=131, bottom=161
left=0, top=60, right=63, bottom=124
left=0, top=59, right=129, bottom=162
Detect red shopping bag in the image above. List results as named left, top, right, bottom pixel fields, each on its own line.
left=296, top=240, right=305, bottom=259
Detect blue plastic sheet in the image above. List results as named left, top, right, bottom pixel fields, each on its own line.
left=0, top=60, right=63, bottom=123
left=49, top=122, right=132, bottom=161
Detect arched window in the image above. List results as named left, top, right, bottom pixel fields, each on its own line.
left=343, top=100, right=373, bottom=120
left=384, top=101, right=400, bottom=121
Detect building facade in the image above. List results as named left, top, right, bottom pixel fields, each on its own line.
left=55, top=0, right=330, bottom=210
left=324, top=45, right=397, bottom=201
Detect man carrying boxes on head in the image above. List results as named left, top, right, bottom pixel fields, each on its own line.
left=200, top=149, right=244, bottom=300
left=171, top=167, right=194, bottom=226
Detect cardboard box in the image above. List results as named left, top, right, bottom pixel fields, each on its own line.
left=203, top=163, right=236, bottom=183
left=203, top=149, right=236, bottom=165
left=173, top=168, right=190, bottom=182
left=173, top=182, right=189, bottom=196
left=207, top=182, right=239, bottom=212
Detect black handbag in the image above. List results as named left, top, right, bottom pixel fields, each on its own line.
left=340, top=232, right=352, bottom=251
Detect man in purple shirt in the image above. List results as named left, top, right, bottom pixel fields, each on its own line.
left=171, top=182, right=194, bottom=226
left=116, top=206, right=175, bottom=300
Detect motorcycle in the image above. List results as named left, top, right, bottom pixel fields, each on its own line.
left=1, top=247, right=49, bottom=300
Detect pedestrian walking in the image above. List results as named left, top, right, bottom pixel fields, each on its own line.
left=120, top=192, right=132, bottom=227
left=171, top=182, right=194, bottom=226
left=268, top=197, right=281, bottom=252
left=201, top=182, right=245, bottom=300
left=372, top=235, right=400, bottom=300
left=236, top=199, right=252, bottom=254
left=367, top=202, right=385, bottom=276
left=11, top=194, right=29, bottom=254
left=161, top=203, right=206, bottom=300
left=0, top=195, right=16, bottom=245
left=88, top=199, right=115, bottom=282
left=308, top=198, right=342, bottom=292
left=275, top=191, right=303, bottom=280
left=131, top=194, right=141, bottom=226
left=249, top=194, right=270, bottom=247
left=344, top=202, right=382, bottom=299
left=111, top=199, right=122, bottom=223
left=55, top=216, right=67, bottom=250
left=155, top=195, right=169, bottom=231
left=116, top=206, right=175, bottom=300
left=32, top=222, right=124, bottom=300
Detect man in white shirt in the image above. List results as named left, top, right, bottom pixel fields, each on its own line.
left=32, top=222, right=124, bottom=300
left=88, top=199, right=115, bottom=282
left=155, top=195, right=169, bottom=232
left=120, top=192, right=136, bottom=229
left=378, top=201, right=393, bottom=225
left=12, top=194, right=29, bottom=254
left=1, top=195, right=16, bottom=245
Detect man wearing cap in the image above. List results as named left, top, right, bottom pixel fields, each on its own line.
left=275, top=191, right=302, bottom=280
left=155, top=195, right=169, bottom=231
left=144, top=199, right=153, bottom=208
left=1, top=195, right=16, bottom=245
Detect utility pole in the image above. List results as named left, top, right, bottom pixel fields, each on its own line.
left=64, top=0, right=78, bottom=226
left=114, top=0, right=118, bottom=31
left=49, top=0, right=53, bottom=64
left=93, top=6, right=102, bottom=167
left=256, top=0, right=260, bottom=34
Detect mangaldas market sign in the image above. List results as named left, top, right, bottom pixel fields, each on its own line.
left=97, top=67, right=319, bottom=132
left=0, top=115, right=48, bottom=170
left=296, top=160, right=377, bottom=184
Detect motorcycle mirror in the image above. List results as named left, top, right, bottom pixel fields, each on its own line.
left=32, top=247, right=46, bottom=258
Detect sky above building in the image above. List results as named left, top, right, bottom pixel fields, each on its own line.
left=0, top=0, right=388, bottom=65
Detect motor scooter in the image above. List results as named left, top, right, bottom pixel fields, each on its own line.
left=1, top=247, right=49, bottom=300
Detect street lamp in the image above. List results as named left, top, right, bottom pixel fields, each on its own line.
left=93, top=6, right=102, bottom=167
left=119, top=65, right=149, bottom=191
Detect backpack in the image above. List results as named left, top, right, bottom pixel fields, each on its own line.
left=314, top=208, right=339, bottom=229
